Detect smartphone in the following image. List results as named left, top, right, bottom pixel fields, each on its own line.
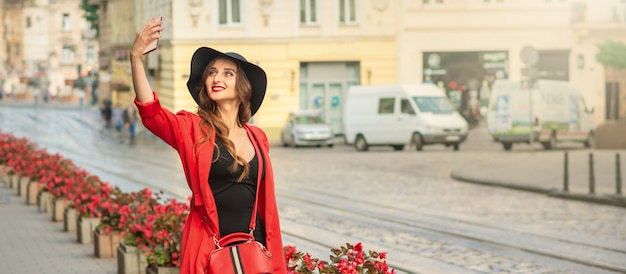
left=142, top=16, right=162, bottom=55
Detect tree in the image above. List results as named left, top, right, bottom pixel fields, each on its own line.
left=595, top=40, right=626, bottom=69
left=80, top=0, right=100, bottom=37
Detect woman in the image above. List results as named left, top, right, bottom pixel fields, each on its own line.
left=130, top=17, right=287, bottom=273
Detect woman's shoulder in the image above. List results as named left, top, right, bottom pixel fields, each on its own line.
left=246, top=125, right=269, bottom=145
left=175, top=109, right=198, bottom=117
left=175, top=111, right=208, bottom=137
left=174, top=110, right=201, bottom=121
left=246, top=124, right=266, bottom=135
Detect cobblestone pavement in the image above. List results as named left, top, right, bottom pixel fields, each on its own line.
left=0, top=183, right=117, bottom=274
left=0, top=101, right=624, bottom=273
left=269, top=146, right=625, bottom=273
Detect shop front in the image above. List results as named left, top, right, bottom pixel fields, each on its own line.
left=422, top=51, right=509, bottom=123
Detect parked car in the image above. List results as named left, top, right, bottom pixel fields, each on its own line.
left=280, top=110, right=334, bottom=148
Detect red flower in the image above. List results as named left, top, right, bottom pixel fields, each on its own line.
left=143, top=197, right=189, bottom=267
left=284, top=243, right=395, bottom=274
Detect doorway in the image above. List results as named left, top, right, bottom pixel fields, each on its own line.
left=300, top=62, right=360, bottom=135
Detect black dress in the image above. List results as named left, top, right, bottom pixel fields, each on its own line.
left=208, top=138, right=266, bottom=246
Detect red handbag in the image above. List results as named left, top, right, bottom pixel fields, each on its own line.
left=204, top=141, right=273, bottom=274
left=206, top=232, right=273, bottom=273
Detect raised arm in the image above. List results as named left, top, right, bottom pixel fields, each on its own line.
left=130, top=17, right=163, bottom=103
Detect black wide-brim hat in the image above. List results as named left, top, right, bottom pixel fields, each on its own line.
left=186, top=47, right=267, bottom=116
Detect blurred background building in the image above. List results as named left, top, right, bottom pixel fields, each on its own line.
left=1, top=0, right=625, bottom=144
left=0, top=0, right=98, bottom=103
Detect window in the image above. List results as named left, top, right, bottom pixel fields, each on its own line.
left=62, top=45, right=75, bottom=64
left=86, top=45, right=96, bottom=64
left=378, top=98, right=395, bottom=114
left=218, top=0, right=241, bottom=25
left=412, top=96, right=455, bottom=114
left=26, top=17, right=31, bottom=28
left=339, top=0, right=356, bottom=24
left=300, top=0, right=317, bottom=24
left=62, top=13, right=71, bottom=31
left=401, top=99, right=416, bottom=114
left=294, top=114, right=325, bottom=125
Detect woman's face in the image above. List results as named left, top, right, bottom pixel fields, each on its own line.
left=205, top=57, right=239, bottom=105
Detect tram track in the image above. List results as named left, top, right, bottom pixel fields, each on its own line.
left=276, top=185, right=626, bottom=273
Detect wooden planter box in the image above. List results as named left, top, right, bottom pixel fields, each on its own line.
left=38, top=191, right=51, bottom=213
left=53, top=198, right=71, bottom=222
left=117, top=242, right=148, bottom=274
left=0, top=166, right=9, bottom=185
left=64, top=207, right=77, bottom=232
left=94, top=227, right=120, bottom=258
left=77, top=216, right=101, bottom=244
left=27, top=181, right=43, bottom=205
left=10, top=175, right=20, bottom=190
left=45, top=193, right=54, bottom=215
left=18, top=176, right=30, bottom=198
left=146, top=264, right=179, bottom=274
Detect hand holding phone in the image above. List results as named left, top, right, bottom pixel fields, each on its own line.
left=143, top=16, right=162, bottom=55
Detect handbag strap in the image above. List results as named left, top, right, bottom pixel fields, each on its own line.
left=201, top=128, right=265, bottom=246
left=247, top=132, right=264, bottom=232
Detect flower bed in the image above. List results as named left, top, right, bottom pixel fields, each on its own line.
left=0, top=130, right=395, bottom=273
left=285, top=242, right=395, bottom=274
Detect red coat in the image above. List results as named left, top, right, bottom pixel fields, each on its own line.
left=135, top=92, right=287, bottom=273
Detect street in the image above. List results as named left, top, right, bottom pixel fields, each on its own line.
left=1, top=104, right=624, bottom=273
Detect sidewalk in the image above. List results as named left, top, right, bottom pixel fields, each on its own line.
left=0, top=98, right=166, bottom=148
left=0, top=181, right=116, bottom=273
left=0, top=97, right=85, bottom=110
left=451, top=147, right=626, bottom=208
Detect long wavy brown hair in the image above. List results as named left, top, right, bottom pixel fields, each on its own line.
left=195, top=56, right=253, bottom=182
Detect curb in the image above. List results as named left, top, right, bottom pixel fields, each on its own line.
left=0, top=101, right=83, bottom=110
left=450, top=171, right=626, bottom=208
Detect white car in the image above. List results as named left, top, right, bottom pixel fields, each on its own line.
left=280, top=111, right=334, bottom=148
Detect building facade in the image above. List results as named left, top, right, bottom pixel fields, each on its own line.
left=0, top=0, right=98, bottom=102
left=572, top=0, right=626, bottom=122
left=0, top=1, right=5, bottom=89
left=401, top=0, right=626, bottom=128
left=122, top=0, right=399, bottom=139
left=92, top=0, right=625, bottom=141
left=89, top=0, right=137, bottom=106
left=2, top=0, right=25, bottom=97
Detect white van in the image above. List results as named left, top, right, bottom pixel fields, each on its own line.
left=343, top=84, right=469, bottom=151
left=487, top=79, right=595, bottom=151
